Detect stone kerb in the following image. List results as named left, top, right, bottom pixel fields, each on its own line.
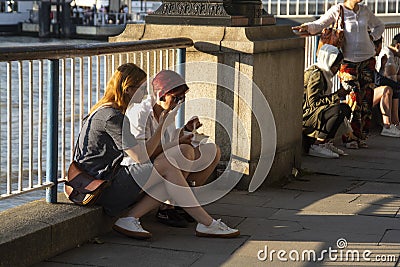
left=110, top=24, right=304, bottom=189
left=0, top=194, right=113, bottom=267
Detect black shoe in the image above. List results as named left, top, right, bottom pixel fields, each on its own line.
left=175, top=206, right=195, bottom=223
left=156, top=208, right=188, bottom=228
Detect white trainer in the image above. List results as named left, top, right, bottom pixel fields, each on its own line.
left=196, top=219, right=240, bottom=238
left=322, top=142, right=347, bottom=155
left=381, top=124, right=400, bottom=138
left=113, top=217, right=152, bottom=239
left=308, top=144, right=339, bottom=158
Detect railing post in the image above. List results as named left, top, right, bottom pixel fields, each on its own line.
left=176, top=48, right=186, bottom=128
left=46, top=59, right=59, bottom=203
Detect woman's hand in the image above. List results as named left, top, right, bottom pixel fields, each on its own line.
left=179, top=133, right=193, bottom=145
left=184, top=116, right=202, bottom=132
left=292, top=24, right=309, bottom=33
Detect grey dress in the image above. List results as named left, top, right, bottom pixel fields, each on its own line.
left=76, top=107, right=153, bottom=216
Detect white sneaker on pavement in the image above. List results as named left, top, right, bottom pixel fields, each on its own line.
left=196, top=219, right=240, bottom=238
left=308, top=144, right=339, bottom=158
left=322, top=142, right=347, bottom=155
left=381, top=124, right=400, bottom=138
left=113, top=217, right=152, bottom=239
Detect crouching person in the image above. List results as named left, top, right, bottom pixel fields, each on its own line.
left=303, top=44, right=352, bottom=158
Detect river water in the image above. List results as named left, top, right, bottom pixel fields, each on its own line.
left=0, top=36, right=106, bottom=212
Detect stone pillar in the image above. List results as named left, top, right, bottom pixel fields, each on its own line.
left=110, top=24, right=304, bottom=190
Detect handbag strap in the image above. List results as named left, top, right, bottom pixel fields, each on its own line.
left=334, top=4, right=345, bottom=30
left=72, top=106, right=105, bottom=160
left=71, top=105, right=124, bottom=179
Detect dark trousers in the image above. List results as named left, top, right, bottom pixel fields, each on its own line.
left=318, top=103, right=352, bottom=139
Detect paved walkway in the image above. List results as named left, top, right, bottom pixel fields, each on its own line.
left=35, top=133, right=400, bottom=267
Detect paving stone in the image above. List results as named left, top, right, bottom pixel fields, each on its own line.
left=191, top=254, right=238, bottom=267
left=268, top=209, right=399, bottom=235
left=321, top=242, right=400, bottom=266
left=269, top=229, right=382, bottom=245
left=357, top=204, right=400, bottom=218
left=347, top=182, right=400, bottom=195
left=100, top=214, right=247, bottom=255
left=214, top=190, right=271, bottom=207
left=283, top=175, right=362, bottom=194
left=236, top=218, right=304, bottom=238
left=266, top=191, right=336, bottom=210
left=47, top=243, right=202, bottom=266
left=300, top=194, right=360, bottom=214
left=203, top=202, right=279, bottom=219
left=299, top=193, right=400, bottom=217
left=379, top=230, right=400, bottom=246
left=31, top=134, right=400, bottom=267
left=32, top=262, right=74, bottom=267
left=380, top=171, right=400, bottom=183
left=351, top=194, right=400, bottom=206
left=222, top=240, right=324, bottom=267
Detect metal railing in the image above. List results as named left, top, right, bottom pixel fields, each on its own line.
left=263, top=0, right=399, bottom=17
left=0, top=38, right=193, bottom=203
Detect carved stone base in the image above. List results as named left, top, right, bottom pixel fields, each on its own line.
left=145, top=1, right=276, bottom=26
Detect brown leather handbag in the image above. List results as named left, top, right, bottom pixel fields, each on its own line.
left=64, top=161, right=110, bottom=206
left=64, top=108, right=110, bottom=206
left=317, top=5, right=345, bottom=54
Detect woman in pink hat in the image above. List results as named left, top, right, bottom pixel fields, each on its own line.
left=124, top=70, right=221, bottom=228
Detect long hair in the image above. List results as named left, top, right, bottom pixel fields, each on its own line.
left=90, top=63, right=146, bottom=114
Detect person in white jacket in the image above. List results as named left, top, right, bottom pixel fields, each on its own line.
left=293, top=0, right=385, bottom=148
left=125, top=70, right=221, bottom=228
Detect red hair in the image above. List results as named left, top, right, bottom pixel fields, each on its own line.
left=90, top=63, right=146, bottom=114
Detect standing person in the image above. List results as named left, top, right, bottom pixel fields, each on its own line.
left=293, top=0, right=385, bottom=148
left=74, top=63, right=239, bottom=239
left=373, top=37, right=400, bottom=137
left=124, top=70, right=221, bottom=227
left=303, top=44, right=352, bottom=158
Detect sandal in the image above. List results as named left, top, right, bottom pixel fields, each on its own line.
left=358, top=140, right=368, bottom=148
left=344, top=140, right=359, bottom=149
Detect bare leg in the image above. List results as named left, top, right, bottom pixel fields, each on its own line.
left=391, top=98, right=399, bottom=125
left=125, top=144, right=213, bottom=226
left=374, top=86, right=393, bottom=125
left=187, top=143, right=221, bottom=186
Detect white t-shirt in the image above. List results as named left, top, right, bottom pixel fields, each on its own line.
left=121, top=98, right=179, bottom=165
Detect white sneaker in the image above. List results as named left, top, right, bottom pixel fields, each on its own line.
left=113, top=217, right=152, bottom=239
left=308, top=144, right=339, bottom=158
left=196, top=219, right=240, bottom=238
left=322, top=142, right=347, bottom=156
left=381, top=124, right=400, bottom=138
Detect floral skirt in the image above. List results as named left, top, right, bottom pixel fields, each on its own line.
left=338, top=58, right=376, bottom=140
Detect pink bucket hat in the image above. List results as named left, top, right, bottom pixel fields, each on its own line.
left=152, top=70, right=189, bottom=97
